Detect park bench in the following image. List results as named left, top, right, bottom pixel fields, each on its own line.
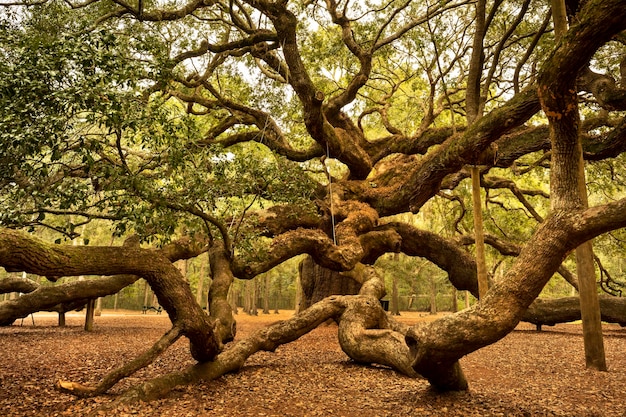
left=142, top=305, right=163, bottom=314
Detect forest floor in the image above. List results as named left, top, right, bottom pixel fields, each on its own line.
left=0, top=310, right=625, bottom=417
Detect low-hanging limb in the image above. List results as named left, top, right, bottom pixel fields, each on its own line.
left=83, top=265, right=419, bottom=410
left=522, top=295, right=626, bottom=328
left=0, top=229, right=221, bottom=362
left=0, top=274, right=139, bottom=326
left=0, top=276, right=40, bottom=294
left=406, top=195, right=626, bottom=391
left=100, top=296, right=349, bottom=408
left=57, top=325, right=183, bottom=397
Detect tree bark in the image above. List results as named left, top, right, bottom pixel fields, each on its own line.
left=0, top=230, right=220, bottom=362
left=84, top=299, right=95, bottom=331
left=406, top=194, right=626, bottom=390
left=540, top=0, right=622, bottom=372
left=523, top=295, right=626, bottom=328
left=208, top=244, right=237, bottom=343
left=471, top=166, right=489, bottom=299
left=390, top=273, right=400, bottom=316
left=297, top=255, right=361, bottom=311
left=0, top=274, right=140, bottom=326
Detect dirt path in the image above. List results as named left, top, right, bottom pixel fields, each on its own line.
left=0, top=310, right=624, bottom=416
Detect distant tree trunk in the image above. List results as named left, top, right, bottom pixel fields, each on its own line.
left=113, top=292, right=119, bottom=310
left=390, top=254, right=400, bottom=316
left=84, top=299, right=95, bottom=331
left=143, top=280, right=151, bottom=308
left=228, top=286, right=238, bottom=315
left=263, top=273, right=270, bottom=314
left=295, top=272, right=303, bottom=313
left=95, top=297, right=102, bottom=317
left=251, top=279, right=258, bottom=316
left=390, top=274, right=400, bottom=316
left=273, top=270, right=280, bottom=314
left=242, top=281, right=250, bottom=314
left=244, top=279, right=258, bottom=316
left=429, top=275, right=437, bottom=315
left=196, top=253, right=208, bottom=308
left=298, top=255, right=361, bottom=311
left=176, top=260, right=188, bottom=281
left=471, top=167, right=489, bottom=299
left=451, top=286, right=458, bottom=312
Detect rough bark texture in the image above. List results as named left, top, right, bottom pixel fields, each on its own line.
left=208, top=244, right=237, bottom=342
left=297, top=255, right=361, bottom=312
left=3, top=0, right=626, bottom=406
left=0, top=274, right=139, bottom=326
left=538, top=0, right=626, bottom=372
left=407, top=196, right=626, bottom=390
left=0, top=230, right=220, bottom=362
left=523, top=295, right=626, bottom=328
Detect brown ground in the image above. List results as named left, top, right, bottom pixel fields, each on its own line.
left=0, top=310, right=625, bottom=417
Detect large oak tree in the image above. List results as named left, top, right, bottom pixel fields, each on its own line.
left=1, top=0, right=626, bottom=408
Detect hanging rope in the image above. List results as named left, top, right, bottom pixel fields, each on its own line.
left=323, top=142, right=337, bottom=245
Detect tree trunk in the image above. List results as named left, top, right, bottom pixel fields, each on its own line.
left=251, top=279, right=258, bottom=316
left=143, top=280, right=151, bottom=309
left=95, top=297, right=102, bottom=317
left=451, top=286, right=458, bottom=313
left=263, top=273, right=270, bottom=314
left=84, top=299, right=95, bottom=331
left=273, top=270, right=280, bottom=314
left=543, top=0, right=608, bottom=371
left=576, top=241, right=607, bottom=370
left=196, top=253, right=208, bottom=308
left=390, top=274, right=400, bottom=316
left=0, top=230, right=221, bottom=362
left=207, top=244, right=237, bottom=343
left=0, top=274, right=140, bottom=326
left=298, top=255, right=361, bottom=311
left=471, top=166, right=489, bottom=299
left=429, top=275, right=437, bottom=315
